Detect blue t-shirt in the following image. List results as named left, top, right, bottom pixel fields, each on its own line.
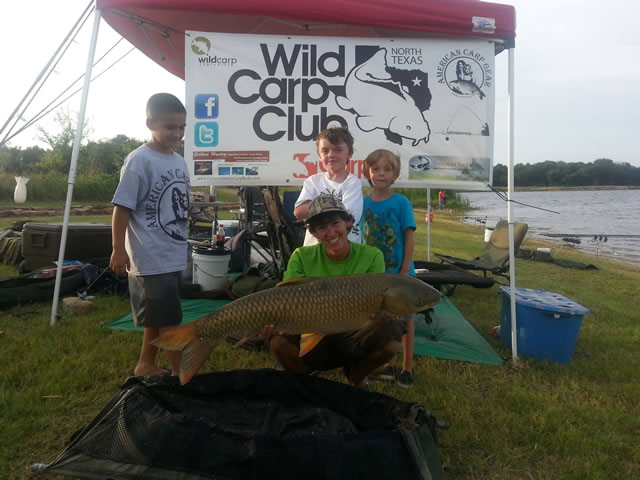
left=361, top=193, right=416, bottom=275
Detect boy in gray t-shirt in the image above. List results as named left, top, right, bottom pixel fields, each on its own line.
left=110, top=93, right=189, bottom=378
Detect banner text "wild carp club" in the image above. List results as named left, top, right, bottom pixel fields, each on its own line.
left=227, top=43, right=348, bottom=142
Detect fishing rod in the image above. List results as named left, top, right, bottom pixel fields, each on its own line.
left=486, top=184, right=561, bottom=214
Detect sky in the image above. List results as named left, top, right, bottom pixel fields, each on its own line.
left=2, top=0, right=639, bottom=167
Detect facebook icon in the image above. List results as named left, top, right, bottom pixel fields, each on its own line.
left=195, top=94, right=219, bottom=119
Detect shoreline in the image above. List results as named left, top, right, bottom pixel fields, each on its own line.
left=526, top=234, right=640, bottom=268
left=451, top=213, right=640, bottom=269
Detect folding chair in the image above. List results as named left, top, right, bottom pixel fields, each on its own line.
left=434, top=220, right=528, bottom=280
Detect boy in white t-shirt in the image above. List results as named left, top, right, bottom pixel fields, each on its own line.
left=294, top=127, right=363, bottom=244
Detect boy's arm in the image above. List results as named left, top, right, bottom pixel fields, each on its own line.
left=293, top=177, right=315, bottom=220
left=399, top=228, right=415, bottom=276
left=110, top=205, right=131, bottom=277
left=293, top=201, right=311, bottom=221
left=340, top=177, right=364, bottom=223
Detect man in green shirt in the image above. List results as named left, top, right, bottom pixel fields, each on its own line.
left=264, top=194, right=407, bottom=388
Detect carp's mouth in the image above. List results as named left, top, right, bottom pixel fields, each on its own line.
left=412, top=137, right=429, bottom=147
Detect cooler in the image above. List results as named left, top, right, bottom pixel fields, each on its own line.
left=499, top=287, right=589, bottom=364
left=22, top=222, right=112, bottom=272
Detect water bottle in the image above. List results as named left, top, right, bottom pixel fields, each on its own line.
left=215, top=224, right=226, bottom=249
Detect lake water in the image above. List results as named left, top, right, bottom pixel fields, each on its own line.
left=460, top=189, right=640, bottom=266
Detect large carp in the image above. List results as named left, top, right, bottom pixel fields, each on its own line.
left=153, top=273, right=441, bottom=384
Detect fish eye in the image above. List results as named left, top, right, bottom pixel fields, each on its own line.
left=406, top=126, right=412, bottom=130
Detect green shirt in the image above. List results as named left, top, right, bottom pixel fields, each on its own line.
left=283, top=242, right=385, bottom=280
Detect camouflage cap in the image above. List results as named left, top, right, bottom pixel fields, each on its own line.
left=306, top=193, right=348, bottom=223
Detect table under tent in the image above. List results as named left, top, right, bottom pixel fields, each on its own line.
left=38, top=1, right=517, bottom=479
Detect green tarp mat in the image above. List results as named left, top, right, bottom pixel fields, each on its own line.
left=413, top=297, right=503, bottom=365
left=107, top=297, right=502, bottom=366
left=106, top=299, right=231, bottom=331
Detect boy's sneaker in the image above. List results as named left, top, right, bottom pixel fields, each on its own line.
left=396, top=370, right=414, bottom=389
left=376, top=365, right=396, bottom=382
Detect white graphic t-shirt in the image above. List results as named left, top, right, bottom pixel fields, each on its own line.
left=296, top=172, right=363, bottom=245
left=112, top=145, right=190, bottom=275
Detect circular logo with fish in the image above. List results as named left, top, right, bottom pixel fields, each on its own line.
left=409, top=155, right=431, bottom=171
left=191, top=36, right=211, bottom=56
left=442, top=56, right=489, bottom=100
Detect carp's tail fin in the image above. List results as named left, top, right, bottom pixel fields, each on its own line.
left=152, top=323, right=213, bottom=385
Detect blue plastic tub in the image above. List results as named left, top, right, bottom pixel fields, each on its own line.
left=499, top=287, right=589, bottom=364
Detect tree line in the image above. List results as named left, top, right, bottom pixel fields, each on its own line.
left=492, top=159, right=640, bottom=187
left=1, top=111, right=638, bottom=191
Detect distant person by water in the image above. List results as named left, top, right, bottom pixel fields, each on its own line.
left=438, top=190, right=447, bottom=210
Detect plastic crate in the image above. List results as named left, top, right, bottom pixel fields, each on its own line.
left=499, top=287, right=589, bottom=364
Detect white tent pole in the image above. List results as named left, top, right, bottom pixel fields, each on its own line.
left=506, top=47, right=518, bottom=361
left=50, top=9, right=102, bottom=326
left=426, top=187, right=431, bottom=261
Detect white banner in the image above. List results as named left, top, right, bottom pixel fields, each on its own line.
left=185, top=32, right=495, bottom=189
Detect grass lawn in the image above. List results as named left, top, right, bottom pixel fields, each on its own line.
left=1, top=209, right=639, bottom=479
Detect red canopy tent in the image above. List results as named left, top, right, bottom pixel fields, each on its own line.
left=96, top=0, right=516, bottom=79
left=52, top=0, right=521, bottom=362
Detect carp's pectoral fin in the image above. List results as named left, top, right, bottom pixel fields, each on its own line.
left=299, top=333, right=325, bottom=357
left=347, top=311, right=392, bottom=345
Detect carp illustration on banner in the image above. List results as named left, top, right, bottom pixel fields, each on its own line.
left=184, top=32, right=495, bottom=189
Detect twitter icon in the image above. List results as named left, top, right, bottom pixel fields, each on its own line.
left=194, top=122, right=219, bottom=146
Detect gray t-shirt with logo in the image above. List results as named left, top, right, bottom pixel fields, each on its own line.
left=112, top=145, right=190, bottom=275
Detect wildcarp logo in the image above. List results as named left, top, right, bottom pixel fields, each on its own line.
left=336, top=47, right=432, bottom=146
left=192, top=36, right=238, bottom=66
left=191, top=36, right=211, bottom=55
left=436, top=49, right=492, bottom=100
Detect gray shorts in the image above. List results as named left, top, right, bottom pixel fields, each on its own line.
left=280, top=317, right=408, bottom=372
left=128, top=272, right=183, bottom=328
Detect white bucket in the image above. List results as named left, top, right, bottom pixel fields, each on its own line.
left=192, top=251, right=230, bottom=292
left=484, top=228, right=494, bottom=243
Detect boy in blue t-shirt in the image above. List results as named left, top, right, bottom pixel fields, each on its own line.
left=361, top=149, right=417, bottom=388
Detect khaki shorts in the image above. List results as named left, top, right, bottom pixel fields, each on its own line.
left=128, top=272, right=182, bottom=328
left=280, top=317, right=408, bottom=372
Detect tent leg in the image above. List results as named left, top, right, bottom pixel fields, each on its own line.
left=506, top=47, right=518, bottom=361
left=50, top=9, right=102, bottom=326
left=426, top=187, right=431, bottom=261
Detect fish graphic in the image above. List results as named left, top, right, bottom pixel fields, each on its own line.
left=153, top=273, right=441, bottom=385
left=449, top=79, right=486, bottom=99
left=335, top=49, right=430, bottom=146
